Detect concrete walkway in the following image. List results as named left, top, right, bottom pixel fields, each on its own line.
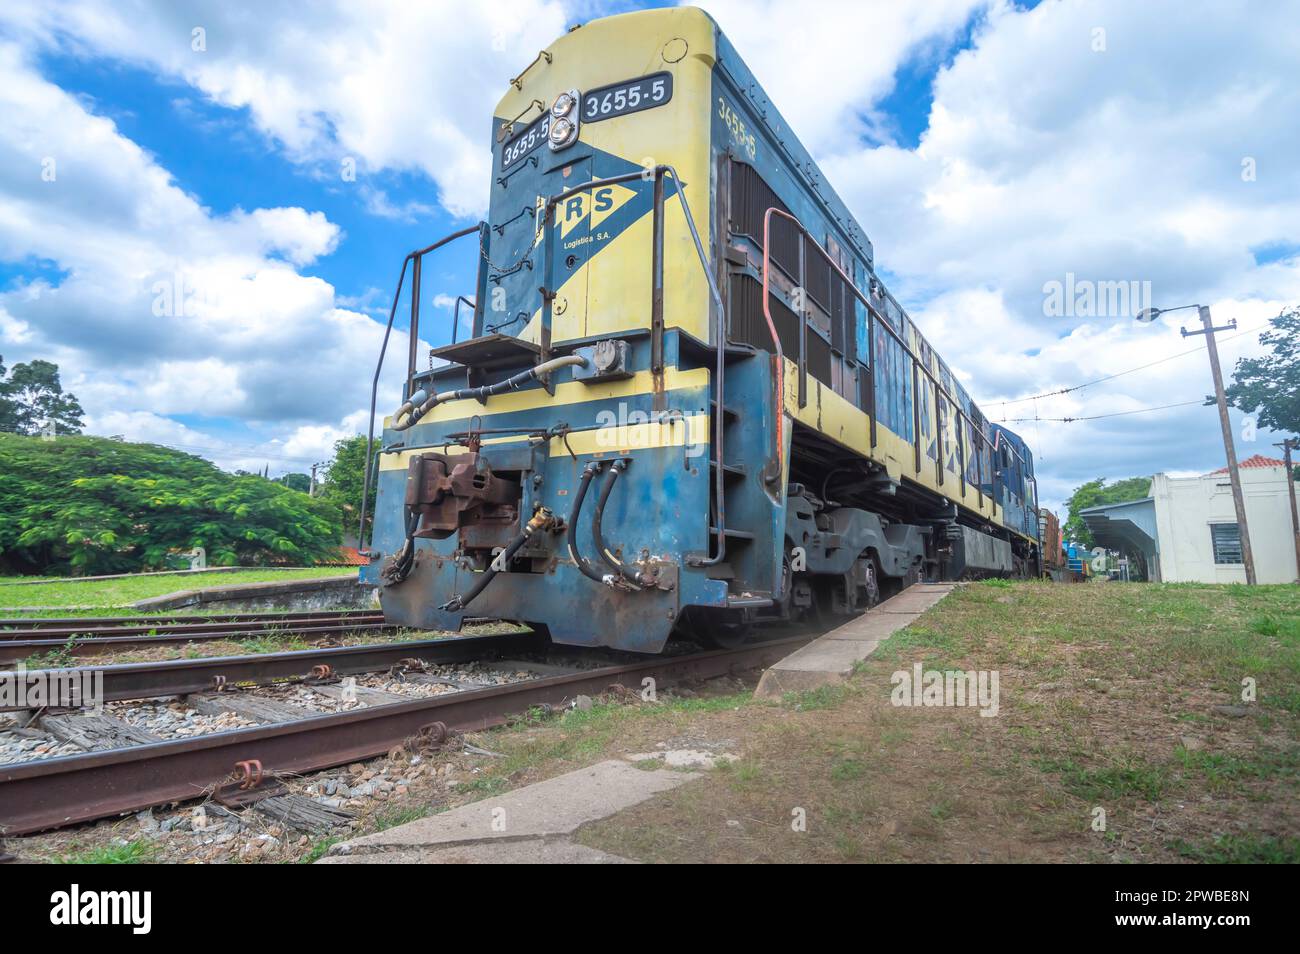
left=753, top=582, right=957, bottom=699
left=319, top=758, right=707, bottom=864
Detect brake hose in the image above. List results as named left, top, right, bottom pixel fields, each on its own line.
left=591, top=459, right=647, bottom=588
left=439, top=507, right=557, bottom=612
left=568, top=461, right=617, bottom=587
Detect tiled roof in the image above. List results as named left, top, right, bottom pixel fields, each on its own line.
left=318, top=546, right=368, bottom=566
left=1207, top=454, right=1286, bottom=475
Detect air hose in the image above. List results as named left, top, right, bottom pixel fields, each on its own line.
left=439, top=507, right=557, bottom=613
left=592, top=459, right=647, bottom=588
left=382, top=508, right=423, bottom=586
left=567, top=461, right=619, bottom=588
left=393, top=354, right=588, bottom=431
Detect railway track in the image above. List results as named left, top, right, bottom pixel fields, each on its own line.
left=0, top=630, right=807, bottom=835
left=0, top=623, right=399, bottom=665
left=0, top=609, right=386, bottom=638
left=0, top=611, right=396, bottom=665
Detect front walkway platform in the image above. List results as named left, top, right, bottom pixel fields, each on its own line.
left=753, top=582, right=957, bottom=699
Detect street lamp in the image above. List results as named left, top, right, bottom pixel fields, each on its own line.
left=1136, top=303, right=1256, bottom=584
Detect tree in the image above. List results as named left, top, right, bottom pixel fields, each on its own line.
left=320, top=435, right=379, bottom=541
left=277, top=472, right=312, bottom=493
left=0, top=356, right=85, bottom=435
left=0, top=356, right=14, bottom=433
left=1222, top=307, right=1300, bottom=435
left=1063, top=476, right=1152, bottom=546
left=0, top=433, right=342, bottom=576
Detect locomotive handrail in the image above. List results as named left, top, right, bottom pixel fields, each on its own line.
left=760, top=207, right=1028, bottom=517
left=537, top=164, right=731, bottom=568
left=357, top=222, right=489, bottom=555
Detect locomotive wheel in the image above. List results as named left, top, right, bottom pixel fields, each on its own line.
left=699, top=620, right=754, bottom=650
left=670, top=611, right=753, bottom=650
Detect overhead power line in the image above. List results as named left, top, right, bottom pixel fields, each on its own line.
left=998, top=399, right=1203, bottom=424
left=990, top=322, right=1266, bottom=407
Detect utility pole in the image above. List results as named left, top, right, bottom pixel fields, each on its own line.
left=1277, top=437, right=1300, bottom=582
left=309, top=462, right=319, bottom=497
left=1181, top=305, right=1256, bottom=584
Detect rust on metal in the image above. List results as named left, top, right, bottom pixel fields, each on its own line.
left=0, top=631, right=544, bottom=712
left=0, top=611, right=386, bottom=641
left=403, top=450, right=519, bottom=541
left=213, top=759, right=288, bottom=807
left=0, top=635, right=808, bottom=834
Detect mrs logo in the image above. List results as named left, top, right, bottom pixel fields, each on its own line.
left=534, top=183, right=639, bottom=248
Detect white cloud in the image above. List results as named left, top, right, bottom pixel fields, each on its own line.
left=696, top=0, right=989, bottom=151
left=226, top=207, right=342, bottom=266
left=0, top=0, right=570, bottom=219
left=0, top=36, right=418, bottom=470
left=2, top=0, right=1297, bottom=509
left=795, top=0, right=1300, bottom=510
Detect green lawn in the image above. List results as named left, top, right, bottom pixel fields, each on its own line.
left=0, top=566, right=359, bottom=611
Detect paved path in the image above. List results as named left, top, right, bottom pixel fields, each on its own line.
left=320, top=757, right=707, bottom=864
left=753, top=583, right=957, bottom=699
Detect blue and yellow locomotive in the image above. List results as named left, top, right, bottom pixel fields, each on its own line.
left=359, top=6, right=1040, bottom=653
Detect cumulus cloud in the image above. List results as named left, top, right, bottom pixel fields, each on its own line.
left=760, top=0, right=1300, bottom=509
left=0, top=35, right=418, bottom=467
left=0, top=0, right=570, bottom=219
left=696, top=0, right=989, bottom=152
left=2, top=0, right=1298, bottom=512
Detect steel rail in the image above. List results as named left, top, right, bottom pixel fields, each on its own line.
left=1, top=631, right=544, bottom=710
left=0, top=613, right=387, bottom=641
left=0, top=610, right=384, bottom=632
left=0, top=635, right=807, bottom=834
left=0, top=623, right=400, bottom=665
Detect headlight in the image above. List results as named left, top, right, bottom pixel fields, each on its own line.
left=547, top=89, right=580, bottom=150
left=550, top=117, right=573, bottom=143
left=551, top=92, right=575, bottom=117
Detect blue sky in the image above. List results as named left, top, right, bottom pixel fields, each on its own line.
left=0, top=1, right=1296, bottom=510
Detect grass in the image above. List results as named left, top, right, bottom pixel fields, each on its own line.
left=1171, top=834, right=1300, bottom=864
left=565, top=580, right=1300, bottom=863
left=56, top=839, right=157, bottom=864
left=235, top=631, right=313, bottom=654
left=297, top=836, right=343, bottom=864
left=20, top=579, right=1294, bottom=865
left=0, top=566, right=358, bottom=609
left=22, top=636, right=80, bottom=669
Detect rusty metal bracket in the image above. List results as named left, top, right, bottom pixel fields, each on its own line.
left=389, top=658, right=428, bottom=681
left=213, top=759, right=287, bottom=807
left=305, top=664, right=335, bottom=684
left=415, top=721, right=449, bottom=749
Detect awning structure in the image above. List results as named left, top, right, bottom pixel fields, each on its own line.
left=1080, top=497, right=1160, bottom=581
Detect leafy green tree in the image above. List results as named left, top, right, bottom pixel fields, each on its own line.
left=0, top=356, right=84, bottom=435
left=1063, top=476, right=1152, bottom=546
left=320, top=435, right=379, bottom=540
left=0, top=433, right=342, bottom=575
left=277, top=472, right=312, bottom=493
left=0, top=356, right=15, bottom=433
left=1222, top=307, right=1299, bottom=435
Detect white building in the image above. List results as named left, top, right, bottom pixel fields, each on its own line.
left=1081, top=455, right=1300, bottom=584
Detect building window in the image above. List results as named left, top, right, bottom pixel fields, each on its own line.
left=1210, top=523, right=1242, bottom=564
